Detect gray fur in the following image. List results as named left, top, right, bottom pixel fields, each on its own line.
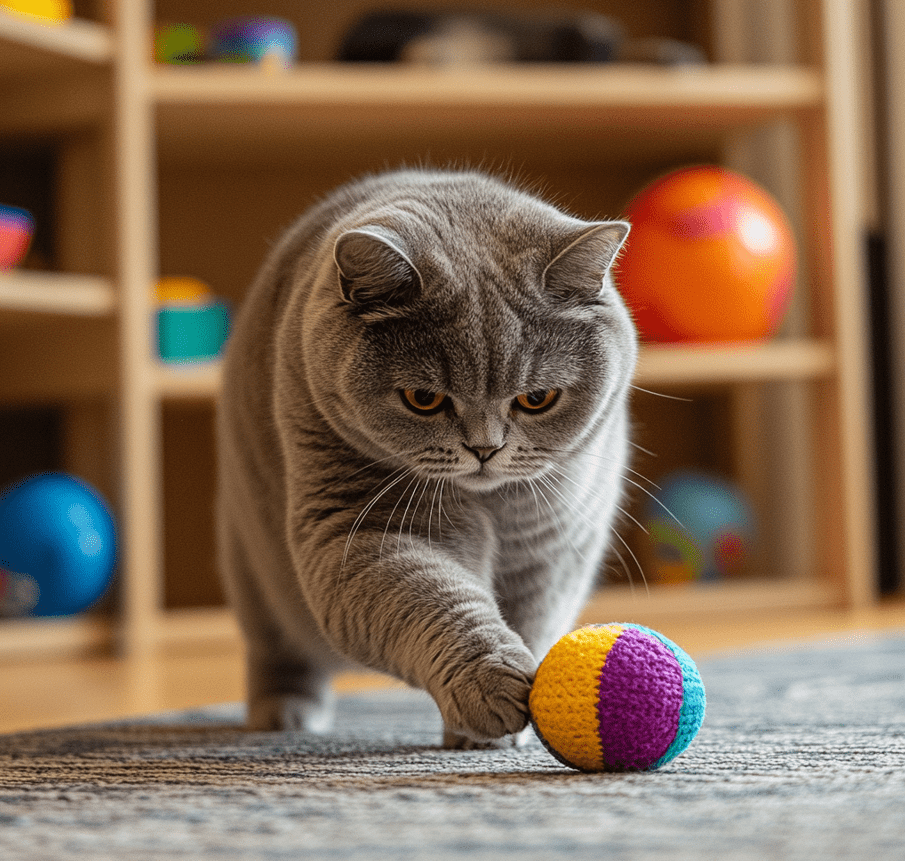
left=216, top=169, right=637, bottom=746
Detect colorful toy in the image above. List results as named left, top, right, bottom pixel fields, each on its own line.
left=155, top=23, right=203, bottom=64
left=618, top=166, right=797, bottom=342
left=0, top=205, right=35, bottom=270
left=209, top=17, right=297, bottom=69
left=155, top=276, right=230, bottom=364
left=0, top=0, right=71, bottom=25
left=0, top=473, right=117, bottom=617
left=529, top=623, right=705, bottom=772
left=645, top=469, right=756, bottom=584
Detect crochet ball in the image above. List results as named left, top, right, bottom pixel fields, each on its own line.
left=529, top=623, right=705, bottom=772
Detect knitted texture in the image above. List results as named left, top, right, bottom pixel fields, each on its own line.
left=529, top=623, right=706, bottom=772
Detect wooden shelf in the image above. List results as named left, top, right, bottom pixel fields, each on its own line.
left=0, top=11, right=112, bottom=76
left=154, top=361, right=222, bottom=400
left=634, top=339, right=836, bottom=386
left=0, top=270, right=115, bottom=318
left=153, top=63, right=823, bottom=165
left=0, top=578, right=839, bottom=661
left=154, top=606, right=241, bottom=650
left=152, top=339, right=835, bottom=402
left=0, top=0, right=878, bottom=662
left=0, top=615, right=113, bottom=660
left=582, top=579, right=843, bottom=624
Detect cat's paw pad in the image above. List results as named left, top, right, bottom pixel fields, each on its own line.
left=435, top=645, right=536, bottom=743
left=247, top=694, right=335, bottom=733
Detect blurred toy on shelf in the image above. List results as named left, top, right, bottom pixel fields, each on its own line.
left=209, top=16, right=298, bottom=70
left=336, top=10, right=704, bottom=66
left=155, top=276, right=231, bottom=364
left=0, top=473, right=117, bottom=617
left=0, top=0, right=71, bottom=25
left=0, top=205, right=35, bottom=271
left=644, top=469, right=756, bottom=585
left=618, top=166, right=797, bottom=343
left=155, top=22, right=203, bottom=64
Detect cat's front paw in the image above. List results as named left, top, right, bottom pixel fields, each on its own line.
left=434, top=645, right=536, bottom=744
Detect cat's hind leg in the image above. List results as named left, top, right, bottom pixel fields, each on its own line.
left=218, top=509, right=336, bottom=733
left=246, top=654, right=336, bottom=733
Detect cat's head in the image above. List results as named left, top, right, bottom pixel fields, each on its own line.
left=306, top=171, right=637, bottom=492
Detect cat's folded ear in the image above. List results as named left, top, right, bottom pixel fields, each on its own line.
left=543, top=221, right=630, bottom=303
left=334, top=227, right=423, bottom=311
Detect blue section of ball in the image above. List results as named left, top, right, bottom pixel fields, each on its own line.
left=0, top=473, right=117, bottom=617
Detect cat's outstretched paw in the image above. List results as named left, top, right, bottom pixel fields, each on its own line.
left=247, top=692, right=335, bottom=733
left=433, top=644, right=536, bottom=744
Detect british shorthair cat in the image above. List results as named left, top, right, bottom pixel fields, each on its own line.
left=216, top=168, right=637, bottom=747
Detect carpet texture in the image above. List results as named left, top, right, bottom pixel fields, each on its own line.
left=2, top=631, right=904, bottom=860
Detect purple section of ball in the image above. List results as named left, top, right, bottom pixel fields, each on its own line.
left=596, top=627, right=684, bottom=770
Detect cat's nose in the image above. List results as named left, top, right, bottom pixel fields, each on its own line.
left=463, top=444, right=503, bottom=463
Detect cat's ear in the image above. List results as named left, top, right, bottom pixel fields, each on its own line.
left=334, top=227, right=422, bottom=310
left=543, top=221, right=630, bottom=303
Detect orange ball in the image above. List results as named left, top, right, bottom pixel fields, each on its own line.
left=618, top=166, right=796, bottom=343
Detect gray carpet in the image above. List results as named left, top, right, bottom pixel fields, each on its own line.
left=1, top=631, right=904, bottom=861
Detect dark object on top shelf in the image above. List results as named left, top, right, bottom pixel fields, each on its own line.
left=337, top=10, right=705, bottom=66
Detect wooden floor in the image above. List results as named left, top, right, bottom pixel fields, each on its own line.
left=2, top=599, right=905, bottom=734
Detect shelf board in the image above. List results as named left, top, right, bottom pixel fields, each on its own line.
left=0, top=11, right=112, bottom=76
left=581, top=578, right=843, bottom=624
left=155, top=361, right=223, bottom=400
left=0, top=270, right=116, bottom=318
left=153, top=63, right=823, bottom=165
left=0, top=615, right=113, bottom=660
left=634, top=339, right=836, bottom=387
left=153, top=580, right=840, bottom=651
left=153, top=606, right=241, bottom=650
left=154, top=339, right=834, bottom=401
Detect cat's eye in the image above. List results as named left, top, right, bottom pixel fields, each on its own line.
left=401, top=389, right=447, bottom=414
left=515, top=389, right=560, bottom=413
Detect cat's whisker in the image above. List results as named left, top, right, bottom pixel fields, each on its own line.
left=536, top=471, right=645, bottom=593
left=525, top=474, right=544, bottom=525
left=427, top=479, right=443, bottom=553
left=342, top=468, right=412, bottom=569
left=438, top=479, right=457, bottom=535
left=533, top=474, right=590, bottom=567
left=541, top=454, right=685, bottom=531
left=339, top=450, right=421, bottom=484
left=546, top=465, right=650, bottom=537
left=611, top=530, right=649, bottom=597
left=409, top=481, right=431, bottom=544
left=609, top=546, right=645, bottom=598
left=550, top=449, right=660, bottom=490
left=542, top=447, right=661, bottom=489
left=630, top=385, right=693, bottom=402
left=620, top=475, right=686, bottom=530
left=379, top=472, right=419, bottom=560
left=396, top=479, right=422, bottom=554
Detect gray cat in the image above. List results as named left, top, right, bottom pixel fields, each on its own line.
left=216, top=168, right=638, bottom=747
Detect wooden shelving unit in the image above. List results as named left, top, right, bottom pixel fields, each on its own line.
left=0, top=0, right=878, bottom=659
left=0, top=271, right=115, bottom=317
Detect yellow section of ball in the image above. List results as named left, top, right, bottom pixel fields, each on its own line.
left=529, top=624, right=623, bottom=771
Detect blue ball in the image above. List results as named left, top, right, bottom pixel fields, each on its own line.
left=209, top=17, right=298, bottom=67
left=645, top=469, right=755, bottom=584
left=0, top=473, right=117, bottom=617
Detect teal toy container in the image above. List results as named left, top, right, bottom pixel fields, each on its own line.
left=156, top=301, right=230, bottom=363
